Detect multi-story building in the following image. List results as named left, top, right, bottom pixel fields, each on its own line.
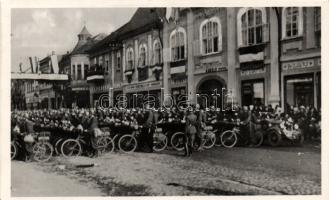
left=160, top=7, right=321, bottom=110
left=68, top=26, right=106, bottom=108
left=23, top=7, right=320, bottom=111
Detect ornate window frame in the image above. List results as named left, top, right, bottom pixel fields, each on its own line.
left=237, top=7, right=267, bottom=47
left=199, top=16, right=222, bottom=55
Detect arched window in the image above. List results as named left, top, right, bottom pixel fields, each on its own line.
left=237, top=8, right=266, bottom=46
left=116, top=52, right=121, bottom=70
left=170, top=27, right=186, bottom=62
left=282, top=7, right=303, bottom=38
left=200, top=17, right=222, bottom=54
left=126, top=48, right=134, bottom=70
left=139, top=44, right=147, bottom=66
left=153, top=40, right=162, bottom=65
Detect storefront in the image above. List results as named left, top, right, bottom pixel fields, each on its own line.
left=241, top=79, right=265, bottom=106
left=281, top=58, right=321, bottom=110
left=123, top=81, right=162, bottom=108
left=240, top=66, right=268, bottom=107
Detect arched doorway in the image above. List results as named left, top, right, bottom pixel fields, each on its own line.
left=197, top=78, right=226, bottom=109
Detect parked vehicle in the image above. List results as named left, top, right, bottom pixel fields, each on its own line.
left=265, top=119, right=303, bottom=146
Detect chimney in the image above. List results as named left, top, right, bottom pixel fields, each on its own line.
left=52, top=51, right=55, bottom=55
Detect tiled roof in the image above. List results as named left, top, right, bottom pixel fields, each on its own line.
left=71, top=33, right=107, bottom=55
left=87, top=8, right=166, bottom=54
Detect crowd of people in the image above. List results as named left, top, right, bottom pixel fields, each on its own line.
left=11, top=103, right=321, bottom=156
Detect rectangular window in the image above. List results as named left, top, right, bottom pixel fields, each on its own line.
left=72, top=65, right=75, bottom=80
left=77, top=64, right=81, bottom=80
left=117, top=54, right=121, bottom=70
left=286, top=7, right=299, bottom=38
left=84, top=65, right=88, bottom=80
left=314, top=7, right=321, bottom=32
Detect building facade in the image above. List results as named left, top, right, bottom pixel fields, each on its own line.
left=19, top=7, right=320, bottom=111
left=160, top=7, right=321, bottom=110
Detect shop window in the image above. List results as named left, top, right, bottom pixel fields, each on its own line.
left=282, top=7, right=303, bottom=39
left=200, top=17, right=222, bottom=54
left=241, top=80, right=264, bottom=106
left=284, top=74, right=314, bottom=109
left=170, top=27, right=186, bottom=62
left=172, top=87, right=186, bottom=105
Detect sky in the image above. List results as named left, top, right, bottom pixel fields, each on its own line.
left=11, top=8, right=137, bottom=72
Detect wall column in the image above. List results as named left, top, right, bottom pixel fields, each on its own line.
left=74, top=62, right=78, bottom=80
left=269, top=9, right=281, bottom=107
left=81, top=61, right=84, bottom=79
left=187, top=9, right=196, bottom=105
left=134, top=40, right=139, bottom=82
left=226, top=8, right=238, bottom=105
left=122, top=45, right=126, bottom=82
left=162, top=21, right=170, bottom=105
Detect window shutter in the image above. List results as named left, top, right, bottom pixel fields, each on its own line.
left=263, top=23, right=269, bottom=43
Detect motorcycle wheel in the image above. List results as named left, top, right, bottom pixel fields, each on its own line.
left=32, top=142, right=53, bottom=162
left=220, top=130, right=237, bottom=148
left=153, top=133, right=168, bottom=152
left=170, top=132, right=185, bottom=152
left=252, top=131, right=264, bottom=147
left=61, top=139, right=82, bottom=158
left=118, top=135, right=137, bottom=153
left=203, top=131, right=216, bottom=149
left=11, top=142, right=17, bottom=160
left=267, top=129, right=282, bottom=147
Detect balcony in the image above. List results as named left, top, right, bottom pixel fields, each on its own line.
left=86, top=66, right=105, bottom=83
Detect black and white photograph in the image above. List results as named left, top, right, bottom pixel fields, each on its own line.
left=4, top=1, right=326, bottom=198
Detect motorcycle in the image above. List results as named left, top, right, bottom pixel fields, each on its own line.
left=265, top=119, right=303, bottom=146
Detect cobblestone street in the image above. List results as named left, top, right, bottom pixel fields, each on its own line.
left=12, top=144, right=321, bottom=196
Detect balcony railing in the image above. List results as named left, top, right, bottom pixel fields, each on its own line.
left=86, top=66, right=105, bottom=82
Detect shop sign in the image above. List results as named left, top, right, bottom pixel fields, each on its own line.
left=125, top=81, right=161, bottom=92
left=196, top=62, right=226, bottom=74
left=282, top=59, right=320, bottom=71
left=241, top=68, right=266, bottom=76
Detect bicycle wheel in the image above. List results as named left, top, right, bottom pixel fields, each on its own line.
left=170, top=132, right=185, bottom=152
left=118, top=135, right=137, bottom=153
left=252, top=131, right=264, bottom=147
left=11, top=142, right=17, bottom=160
left=32, top=142, right=53, bottom=162
left=153, top=133, right=168, bottom=152
left=203, top=131, right=216, bottom=149
left=96, top=136, right=114, bottom=153
left=61, top=139, right=82, bottom=158
left=54, top=138, right=64, bottom=155
left=220, top=130, right=238, bottom=148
